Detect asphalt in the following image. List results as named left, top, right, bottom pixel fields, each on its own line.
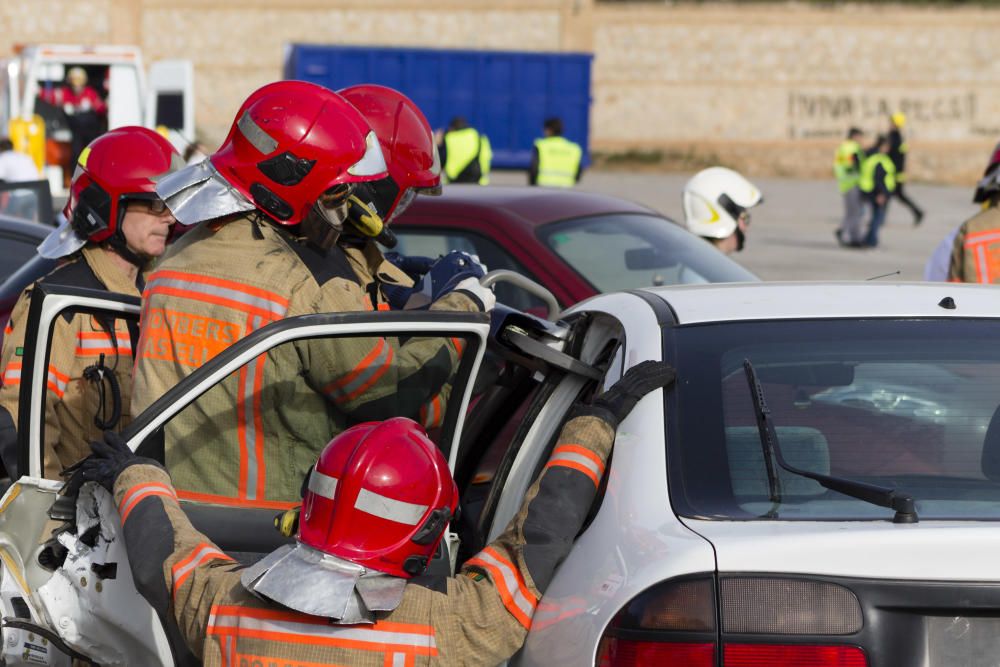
left=490, top=170, right=979, bottom=282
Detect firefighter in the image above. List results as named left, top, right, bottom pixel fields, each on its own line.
left=682, top=166, right=763, bottom=254
left=132, top=81, right=495, bottom=508
left=946, top=143, right=1000, bottom=283
left=338, top=84, right=478, bottom=430
left=0, top=127, right=181, bottom=480
left=69, top=360, right=675, bottom=666
left=529, top=117, right=583, bottom=188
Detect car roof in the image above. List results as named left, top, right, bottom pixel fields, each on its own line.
left=645, top=281, right=1000, bottom=324
left=400, top=185, right=660, bottom=228
left=0, top=214, right=52, bottom=240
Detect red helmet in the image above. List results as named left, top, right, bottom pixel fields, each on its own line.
left=300, top=417, right=458, bottom=578
left=210, top=80, right=388, bottom=226
left=339, top=84, right=442, bottom=222
left=42, top=126, right=180, bottom=258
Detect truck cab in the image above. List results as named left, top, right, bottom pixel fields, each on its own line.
left=0, top=44, right=194, bottom=195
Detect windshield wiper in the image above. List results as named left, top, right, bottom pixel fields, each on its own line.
left=743, top=359, right=918, bottom=524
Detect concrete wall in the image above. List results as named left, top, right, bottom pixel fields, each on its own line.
left=2, top=0, right=998, bottom=182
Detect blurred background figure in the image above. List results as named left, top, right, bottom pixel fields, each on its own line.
left=439, top=116, right=491, bottom=185
left=888, top=112, right=925, bottom=226
left=834, top=127, right=866, bottom=248
left=859, top=135, right=896, bottom=248
left=940, top=143, right=1000, bottom=283
left=0, top=137, right=41, bottom=183
left=529, top=116, right=582, bottom=187
left=39, top=66, right=108, bottom=170
left=683, top=166, right=762, bottom=255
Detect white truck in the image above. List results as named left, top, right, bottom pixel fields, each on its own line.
left=0, top=44, right=194, bottom=195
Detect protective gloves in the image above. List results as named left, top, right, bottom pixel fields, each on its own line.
left=383, top=250, right=489, bottom=310
left=577, top=360, right=676, bottom=428
left=63, top=430, right=159, bottom=496
left=384, top=251, right=435, bottom=283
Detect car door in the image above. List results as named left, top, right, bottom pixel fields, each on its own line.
left=5, top=283, right=494, bottom=665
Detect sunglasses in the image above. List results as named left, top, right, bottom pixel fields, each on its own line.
left=128, top=198, right=170, bottom=215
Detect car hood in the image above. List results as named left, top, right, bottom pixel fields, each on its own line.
left=685, top=519, right=1000, bottom=581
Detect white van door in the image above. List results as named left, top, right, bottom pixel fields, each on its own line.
left=146, top=59, right=194, bottom=143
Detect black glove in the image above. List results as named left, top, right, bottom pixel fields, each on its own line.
left=583, top=360, right=676, bottom=427
left=63, top=430, right=155, bottom=496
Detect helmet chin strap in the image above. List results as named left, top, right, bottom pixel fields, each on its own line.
left=735, top=226, right=746, bottom=252
left=108, top=230, right=149, bottom=268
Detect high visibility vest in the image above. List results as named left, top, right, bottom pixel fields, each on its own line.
left=534, top=136, right=582, bottom=188
left=444, top=128, right=491, bottom=185
left=858, top=153, right=896, bottom=194
left=833, top=140, right=863, bottom=193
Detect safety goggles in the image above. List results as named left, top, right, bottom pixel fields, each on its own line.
left=126, top=195, right=171, bottom=215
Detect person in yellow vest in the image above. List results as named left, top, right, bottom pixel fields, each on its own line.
left=859, top=135, right=897, bottom=248
left=888, top=112, right=924, bottom=226
left=833, top=127, right=866, bottom=248
left=529, top=117, right=583, bottom=188
left=439, top=117, right=491, bottom=185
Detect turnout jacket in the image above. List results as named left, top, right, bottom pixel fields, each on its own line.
left=0, top=246, right=138, bottom=479
left=113, top=412, right=615, bottom=666
left=947, top=206, right=1000, bottom=283
left=132, top=216, right=479, bottom=509
left=340, top=239, right=450, bottom=430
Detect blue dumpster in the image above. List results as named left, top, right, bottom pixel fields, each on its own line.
left=283, top=44, right=593, bottom=169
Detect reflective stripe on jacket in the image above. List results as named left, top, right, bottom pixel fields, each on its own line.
left=833, top=140, right=863, bottom=193
left=534, top=136, right=582, bottom=188
left=0, top=246, right=138, bottom=479
left=948, top=206, right=1000, bottom=284
left=858, top=153, right=896, bottom=194
left=132, top=217, right=478, bottom=507
left=112, top=412, right=616, bottom=666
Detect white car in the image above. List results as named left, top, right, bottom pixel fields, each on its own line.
left=3, top=281, right=1000, bottom=667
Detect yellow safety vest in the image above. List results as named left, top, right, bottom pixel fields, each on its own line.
left=534, top=136, right=582, bottom=188
left=833, top=140, right=863, bottom=194
left=444, top=128, right=491, bottom=185
left=858, top=153, right=896, bottom=194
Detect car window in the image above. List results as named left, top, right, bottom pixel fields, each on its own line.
left=669, top=318, right=1000, bottom=521
left=0, top=186, right=46, bottom=223
left=388, top=229, right=550, bottom=313
left=538, top=213, right=757, bottom=291
left=155, top=332, right=475, bottom=509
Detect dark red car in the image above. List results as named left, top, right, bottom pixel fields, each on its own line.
left=391, top=185, right=757, bottom=312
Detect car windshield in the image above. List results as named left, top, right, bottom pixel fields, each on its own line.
left=668, top=318, right=1000, bottom=521
left=537, top=213, right=756, bottom=291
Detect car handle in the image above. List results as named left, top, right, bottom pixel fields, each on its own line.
left=480, top=270, right=561, bottom=321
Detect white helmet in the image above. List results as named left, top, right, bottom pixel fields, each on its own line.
left=682, top=167, right=762, bottom=242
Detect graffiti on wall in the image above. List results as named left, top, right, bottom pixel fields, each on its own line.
left=787, top=91, right=985, bottom=139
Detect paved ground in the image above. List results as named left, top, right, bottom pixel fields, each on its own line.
left=490, top=170, right=979, bottom=282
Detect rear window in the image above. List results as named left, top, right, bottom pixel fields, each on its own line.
left=669, top=318, right=1000, bottom=521
left=537, top=213, right=756, bottom=291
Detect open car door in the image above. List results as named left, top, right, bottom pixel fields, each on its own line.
left=0, top=283, right=490, bottom=666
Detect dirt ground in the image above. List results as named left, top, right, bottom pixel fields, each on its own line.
left=491, top=169, right=980, bottom=282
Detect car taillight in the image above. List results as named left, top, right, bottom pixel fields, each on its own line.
left=595, top=576, right=868, bottom=667
left=596, top=576, right=717, bottom=667
left=725, top=644, right=867, bottom=666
